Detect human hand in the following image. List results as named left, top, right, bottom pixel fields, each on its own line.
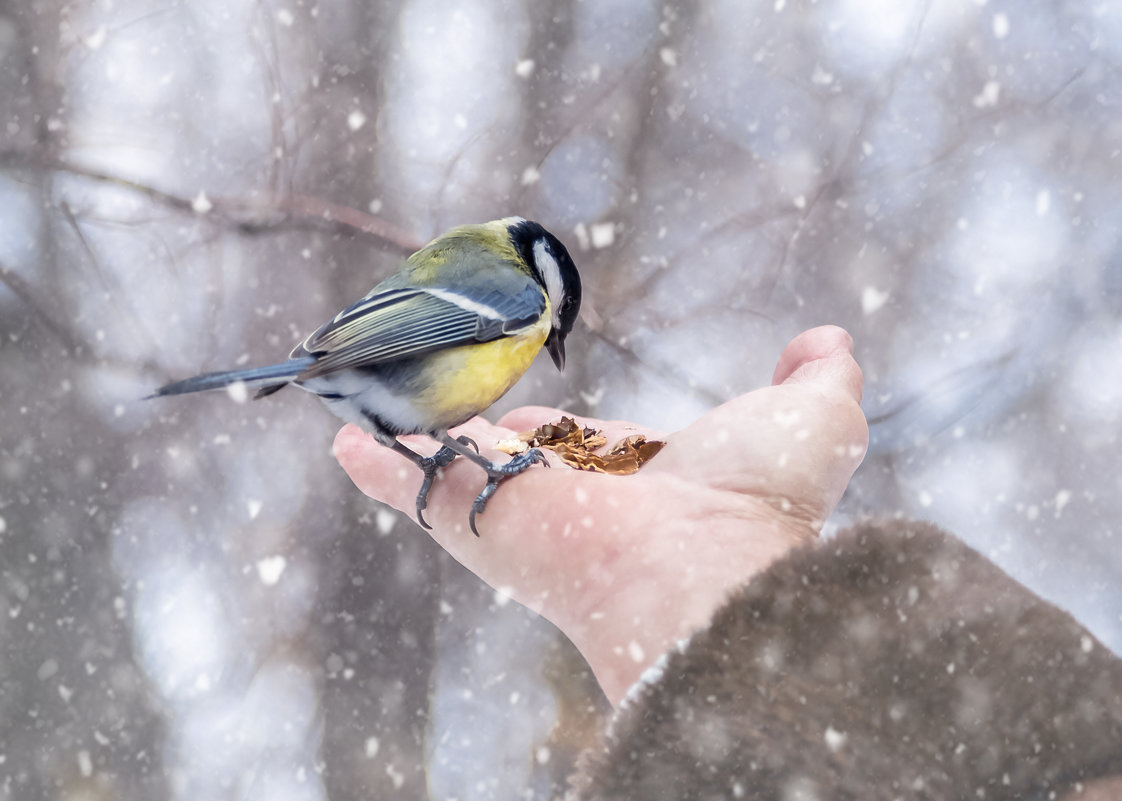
left=334, top=325, right=868, bottom=704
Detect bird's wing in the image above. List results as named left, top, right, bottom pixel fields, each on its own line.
left=295, top=281, right=546, bottom=379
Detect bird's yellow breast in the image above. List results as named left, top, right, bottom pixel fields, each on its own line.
left=412, top=316, right=551, bottom=429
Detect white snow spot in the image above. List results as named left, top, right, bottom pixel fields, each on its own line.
left=37, top=659, right=58, bottom=680
left=247, top=498, right=263, bottom=519
left=811, top=65, right=834, bottom=85
left=1081, top=635, right=1094, bottom=653
left=918, top=490, right=933, bottom=507
left=225, top=381, right=248, bottom=403
left=515, top=59, right=535, bottom=78
left=573, top=222, right=590, bottom=250
left=58, top=684, right=73, bottom=702
left=364, top=736, right=380, bottom=758
left=774, top=0, right=786, bottom=10
left=368, top=198, right=383, bottom=213
left=375, top=508, right=397, bottom=535
left=590, top=222, right=615, bottom=249
left=0, top=516, right=6, bottom=534
left=580, top=385, right=605, bottom=407
left=453, top=113, right=468, bottom=130
left=535, top=746, right=551, bottom=765
left=191, top=191, right=213, bottom=214
left=824, top=726, right=847, bottom=752
left=574, top=486, right=590, bottom=505
left=347, top=109, right=367, bottom=131
left=627, top=640, right=645, bottom=663
left=493, top=586, right=514, bottom=607
left=83, top=26, right=107, bottom=50
left=793, top=194, right=807, bottom=209
left=276, top=9, right=294, bottom=26
left=773, top=408, right=801, bottom=428
left=1053, top=489, right=1072, bottom=517
left=386, top=764, right=404, bottom=789
left=861, top=286, right=890, bottom=315
left=521, top=165, right=540, bottom=185
left=77, top=749, right=93, bottom=778
left=1035, top=189, right=1051, bottom=216
left=946, top=662, right=956, bottom=675
left=972, top=80, right=1001, bottom=108
left=659, top=47, right=678, bottom=67
left=256, top=555, right=286, bottom=585
left=992, top=13, right=1009, bottom=39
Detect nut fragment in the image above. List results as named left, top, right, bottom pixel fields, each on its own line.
left=500, top=416, right=666, bottom=475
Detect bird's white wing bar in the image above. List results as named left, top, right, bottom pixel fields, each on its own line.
left=294, top=282, right=546, bottom=380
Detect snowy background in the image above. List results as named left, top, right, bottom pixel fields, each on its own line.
left=1, top=0, right=1120, bottom=798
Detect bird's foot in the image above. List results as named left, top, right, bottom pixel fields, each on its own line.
left=415, top=436, right=478, bottom=529
left=468, top=449, right=550, bottom=536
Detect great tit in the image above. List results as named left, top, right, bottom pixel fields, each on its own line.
left=152, top=217, right=582, bottom=535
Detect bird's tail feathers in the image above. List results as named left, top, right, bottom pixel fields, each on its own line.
left=148, top=357, right=315, bottom=399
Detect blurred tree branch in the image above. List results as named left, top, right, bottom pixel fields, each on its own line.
left=0, top=148, right=425, bottom=254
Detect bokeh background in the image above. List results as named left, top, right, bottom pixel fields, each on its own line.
left=1, top=0, right=1120, bottom=798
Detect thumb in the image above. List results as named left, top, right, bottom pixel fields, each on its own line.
left=772, top=325, right=864, bottom=404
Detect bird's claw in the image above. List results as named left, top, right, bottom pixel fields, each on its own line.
left=414, top=436, right=475, bottom=529
left=467, top=448, right=549, bottom=536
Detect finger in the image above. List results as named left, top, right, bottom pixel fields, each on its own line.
left=496, top=405, right=570, bottom=432
left=334, top=418, right=569, bottom=543
left=772, top=325, right=863, bottom=404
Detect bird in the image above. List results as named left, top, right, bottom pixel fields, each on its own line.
left=151, top=217, right=582, bottom=535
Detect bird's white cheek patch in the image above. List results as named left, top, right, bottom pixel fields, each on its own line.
left=533, top=239, right=564, bottom=317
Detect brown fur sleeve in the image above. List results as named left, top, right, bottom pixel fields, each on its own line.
left=570, top=519, right=1122, bottom=800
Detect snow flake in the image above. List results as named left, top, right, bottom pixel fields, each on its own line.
left=590, top=222, right=615, bottom=249
left=347, top=109, right=367, bottom=131
left=972, top=81, right=1001, bottom=108
left=861, top=286, right=890, bottom=315
left=83, top=26, right=108, bottom=51
left=521, top=166, right=541, bottom=186
left=256, top=555, right=286, bottom=585
left=1035, top=190, right=1051, bottom=216
left=191, top=191, right=213, bottom=214
left=824, top=726, right=847, bottom=751
left=992, top=13, right=1009, bottom=39
left=375, top=508, right=397, bottom=535
left=1053, top=489, right=1072, bottom=517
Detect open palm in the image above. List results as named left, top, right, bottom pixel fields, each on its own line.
left=334, top=325, right=868, bottom=703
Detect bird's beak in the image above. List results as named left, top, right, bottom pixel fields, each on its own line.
left=545, top=329, right=566, bottom=372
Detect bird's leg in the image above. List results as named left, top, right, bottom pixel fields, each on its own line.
left=389, top=436, right=478, bottom=529
left=437, top=435, right=550, bottom=536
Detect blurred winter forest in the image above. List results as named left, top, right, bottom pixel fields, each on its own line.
left=1, top=0, right=1120, bottom=798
